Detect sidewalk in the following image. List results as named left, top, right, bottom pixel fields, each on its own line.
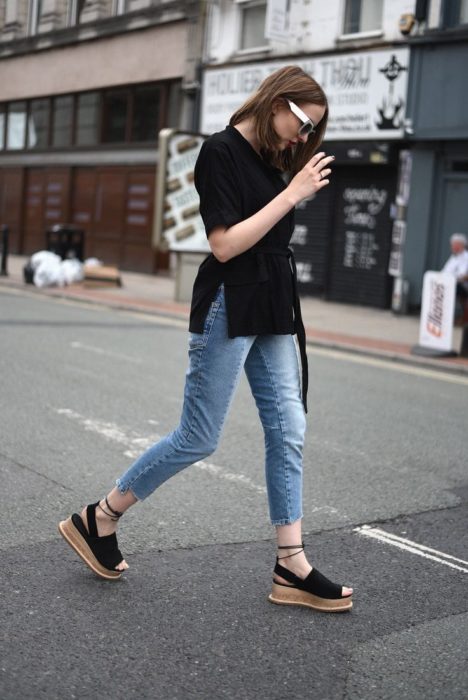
left=2, top=254, right=467, bottom=374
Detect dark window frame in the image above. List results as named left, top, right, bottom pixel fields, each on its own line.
left=26, top=97, right=52, bottom=150
left=51, top=93, right=75, bottom=149
left=0, top=104, right=6, bottom=150
left=6, top=100, right=28, bottom=150
left=0, top=80, right=177, bottom=153
left=441, top=0, right=468, bottom=27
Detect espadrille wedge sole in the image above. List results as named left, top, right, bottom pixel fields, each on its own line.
left=58, top=500, right=125, bottom=581
left=268, top=582, right=353, bottom=612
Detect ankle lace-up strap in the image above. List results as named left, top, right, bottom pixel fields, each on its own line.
left=98, top=497, right=124, bottom=522
left=277, top=541, right=305, bottom=561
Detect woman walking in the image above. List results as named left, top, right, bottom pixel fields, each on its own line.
left=59, top=66, right=353, bottom=612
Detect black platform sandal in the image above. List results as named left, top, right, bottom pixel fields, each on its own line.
left=268, top=542, right=353, bottom=612
left=58, top=498, right=125, bottom=581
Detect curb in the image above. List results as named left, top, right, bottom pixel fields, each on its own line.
left=2, top=277, right=468, bottom=377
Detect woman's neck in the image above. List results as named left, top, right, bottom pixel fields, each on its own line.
left=232, top=119, right=261, bottom=154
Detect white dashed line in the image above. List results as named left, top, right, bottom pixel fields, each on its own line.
left=55, top=408, right=267, bottom=494
left=70, top=341, right=142, bottom=364
left=355, top=525, right=468, bottom=573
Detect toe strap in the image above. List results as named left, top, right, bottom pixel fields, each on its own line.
left=71, top=514, right=124, bottom=571
left=89, top=533, right=124, bottom=570
left=303, top=568, right=344, bottom=599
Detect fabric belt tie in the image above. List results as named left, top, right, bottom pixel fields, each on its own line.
left=253, top=246, right=308, bottom=413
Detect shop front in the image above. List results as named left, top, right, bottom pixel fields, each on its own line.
left=403, top=32, right=468, bottom=307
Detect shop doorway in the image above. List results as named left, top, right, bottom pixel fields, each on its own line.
left=435, top=175, right=468, bottom=269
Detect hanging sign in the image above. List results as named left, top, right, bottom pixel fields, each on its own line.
left=418, top=272, right=456, bottom=353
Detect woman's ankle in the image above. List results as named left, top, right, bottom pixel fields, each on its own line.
left=277, top=549, right=312, bottom=578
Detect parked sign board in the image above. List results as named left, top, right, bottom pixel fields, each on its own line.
left=418, top=272, right=456, bottom=353
left=154, top=130, right=210, bottom=254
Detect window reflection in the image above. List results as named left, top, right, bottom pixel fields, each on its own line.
left=102, top=90, right=128, bottom=143
left=132, top=86, right=160, bottom=142
left=0, top=106, right=5, bottom=150
left=76, top=92, right=100, bottom=146
left=52, top=95, right=73, bottom=147
left=28, top=99, right=50, bottom=149
left=7, top=101, right=27, bottom=150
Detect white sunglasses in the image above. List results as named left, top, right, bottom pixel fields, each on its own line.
left=287, top=99, right=316, bottom=138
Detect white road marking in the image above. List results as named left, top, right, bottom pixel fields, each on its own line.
left=55, top=408, right=267, bottom=494
left=70, top=341, right=142, bottom=364
left=308, top=347, right=468, bottom=386
left=355, top=525, right=468, bottom=573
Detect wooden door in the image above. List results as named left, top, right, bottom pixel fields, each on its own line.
left=0, top=168, right=24, bottom=254
left=122, top=169, right=155, bottom=273
left=23, top=168, right=71, bottom=254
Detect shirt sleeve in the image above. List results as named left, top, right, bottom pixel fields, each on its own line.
left=442, top=256, right=455, bottom=274
left=194, top=141, right=243, bottom=237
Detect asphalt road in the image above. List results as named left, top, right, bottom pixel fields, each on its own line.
left=1, top=287, right=467, bottom=700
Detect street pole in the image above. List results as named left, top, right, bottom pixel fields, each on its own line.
left=0, top=225, right=8, bottom=276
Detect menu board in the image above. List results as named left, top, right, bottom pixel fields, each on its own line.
left=327, top=167, right=395, bottom=307
left=290, top=183, right=334, bottom=295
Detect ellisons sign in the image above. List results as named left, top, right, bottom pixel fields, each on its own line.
left=201, top=48, right=409, bottom=141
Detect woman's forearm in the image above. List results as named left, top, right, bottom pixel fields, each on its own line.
left=208, top=151, right=334, bottom=263
left=208, top=189, right=299, bottom=263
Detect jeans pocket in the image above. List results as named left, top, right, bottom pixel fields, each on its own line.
left=189, top=289, right=223, bottom=350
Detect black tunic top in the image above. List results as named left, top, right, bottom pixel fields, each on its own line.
left=189, top=125, right=308, bottom=411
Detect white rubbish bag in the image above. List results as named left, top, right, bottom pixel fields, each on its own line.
left=61, top=258, right=84, bottom=285
left=30, top=251, right=65, bottom=288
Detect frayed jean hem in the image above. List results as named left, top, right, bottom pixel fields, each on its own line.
left=115, top=478, right=140, bottom=501
left=270, top=513, right=303, bottom=527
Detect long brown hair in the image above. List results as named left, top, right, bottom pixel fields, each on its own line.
left=229, top=65, right=328, bottom=175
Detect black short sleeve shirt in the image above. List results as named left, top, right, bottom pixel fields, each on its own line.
left=189, top=125, right=296, bottom=338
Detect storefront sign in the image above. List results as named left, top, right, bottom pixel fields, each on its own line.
left=201, top=48, right=409, bottom=141
left=418, top=272, right=456, bottom=352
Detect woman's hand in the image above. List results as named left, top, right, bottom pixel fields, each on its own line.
left=207, top=152, right=334, bottom=262
left=286, top=152, right=335, bottom=206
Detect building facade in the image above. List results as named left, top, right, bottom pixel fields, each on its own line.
left=402, top=0, right=468, bottom=307
left=200, top=0, right=415, bottom=308
left=0, top=0, right=204, bottom=272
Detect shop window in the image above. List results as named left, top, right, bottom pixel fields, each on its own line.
left=27, top=99, right=50, bottom=149
left=7, top=102, right=27, bottom=150
left=343, top=0, right=383, bottom=35
left=52, top=95, right=73, bottom=147
left=132, top=86, right=160, bottom=142
left=167, top=82, right=182, bottom=129
left=102, top=90, right=129, bottom=143
left=238, top=0, right=268, bottom=50
left=0, top=106, right=5, bottom=150
left=76, top=92, right=100, bottom=146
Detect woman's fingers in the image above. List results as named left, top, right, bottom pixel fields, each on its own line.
left=308, top=152, right=334, bottom=169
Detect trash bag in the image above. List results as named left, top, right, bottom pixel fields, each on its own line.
left=61, top=258, right=84, bottom=285
left=83, top=257, right=103, bottom=268
left=31, top=251, right=65, bottom=288
left=30, top=250, right=62, bottom=271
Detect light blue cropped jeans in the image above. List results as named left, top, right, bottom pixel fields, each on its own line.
left=116, top=284, right=306, bottom=525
